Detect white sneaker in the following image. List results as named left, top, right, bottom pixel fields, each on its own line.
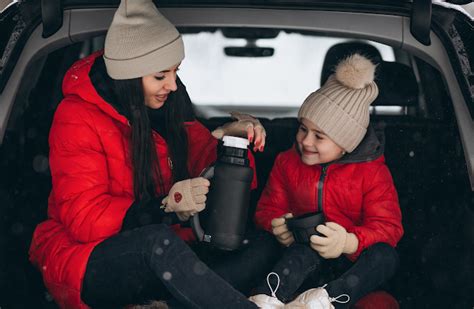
left=249, top=294, right=285, bottom=309
left=285, top=286, right=350, bottom=309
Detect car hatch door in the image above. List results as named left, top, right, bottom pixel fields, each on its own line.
left=431, top=1, right=474, bottom=190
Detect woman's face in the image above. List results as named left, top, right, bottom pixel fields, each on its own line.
left=142, top=63, right=180, bottom=109
left=296, top=118, right=345, bottom=165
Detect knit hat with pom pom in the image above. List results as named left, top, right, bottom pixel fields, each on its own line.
left=298, top=53, right=378, bottom=152
left=104, top=0, right=184, bottom=80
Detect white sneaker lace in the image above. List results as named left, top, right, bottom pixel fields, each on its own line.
left=267, top=272, right=281, bottom=298
left=265, top=273, right=350, bottom=306
left=320, top=284, right=350, bottom=304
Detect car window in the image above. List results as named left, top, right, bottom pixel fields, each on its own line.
left=179, top=30, right=395, bottom=118
left=76, top=30, right=397, bottom=119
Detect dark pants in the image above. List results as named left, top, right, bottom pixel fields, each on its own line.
left=193, top=229, right=282, bottom=295
left=254, top=242, right=399, bottom=308
left=81, top=224, right=278, bottom=308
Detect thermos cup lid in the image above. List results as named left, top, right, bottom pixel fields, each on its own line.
left=222, top=136, right=249, bottom=149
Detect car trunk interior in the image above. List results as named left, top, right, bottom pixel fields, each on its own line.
left=1, top=1, right=473, bottom=308
left=1, top=32, right=473, bottom=307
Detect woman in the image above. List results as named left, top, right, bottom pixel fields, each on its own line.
left=29, top=0, right=270, bottom=308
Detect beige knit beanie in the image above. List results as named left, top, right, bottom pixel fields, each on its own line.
left=298, top=54, right=379, bottom=152
left=104, top=0, right=184, bottom=80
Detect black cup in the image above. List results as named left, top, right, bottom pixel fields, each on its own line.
left=286, top=212, right=326, bottom=243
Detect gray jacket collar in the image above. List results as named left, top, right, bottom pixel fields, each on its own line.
left=336, top=125, right=384, bottom=164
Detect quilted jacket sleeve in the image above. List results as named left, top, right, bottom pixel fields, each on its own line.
left=346, top=163, right=404, bottom=259
left=48, top=101, right=133, bottom=243
left=254, top=153, right=291, bottom=232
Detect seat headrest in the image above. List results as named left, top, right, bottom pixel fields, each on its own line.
left=321, top=41, right=383, bottom=86
left=321, top=41, right=418, bottom=107
left=373, top=62, right=418, bottom=106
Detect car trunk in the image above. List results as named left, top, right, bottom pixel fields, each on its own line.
left=0, top=1, right=473, bottom=308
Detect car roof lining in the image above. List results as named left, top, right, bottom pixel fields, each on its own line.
left=61, top=0, right=414, bottom=9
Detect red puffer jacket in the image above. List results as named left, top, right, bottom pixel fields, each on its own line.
left=255, top=133, right=403, bottom=260
left=29, top=51, right=256, bottom=309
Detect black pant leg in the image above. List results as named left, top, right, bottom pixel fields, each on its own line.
left=81, top=224, right=257, bottom=309
left=326, top=242, right=399, bottom=308
left=252, top=243, right=324, bottom=302
left=197, top=230, right=282, bottom=295
left=81, top=225, right=169, bottom=308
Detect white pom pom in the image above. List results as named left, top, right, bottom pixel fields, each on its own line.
left=334, top=54, right=376, bottom=89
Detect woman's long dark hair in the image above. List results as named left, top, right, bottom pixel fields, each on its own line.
left=165, top=78, right=194, bottom=183
left=113, top=77, right=193, bottom=202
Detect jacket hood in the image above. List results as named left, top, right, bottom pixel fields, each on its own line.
left=62, top=51, right=128, bottom=125
left=338, top=124, right=384, bottom=164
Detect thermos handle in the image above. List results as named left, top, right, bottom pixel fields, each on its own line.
left=190, top=166, right=215, bottom=242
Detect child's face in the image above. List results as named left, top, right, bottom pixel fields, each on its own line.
left=296, top=118, right=345, bottom=165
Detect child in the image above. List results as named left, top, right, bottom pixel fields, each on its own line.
left=250, top=54, right=403, bottom=308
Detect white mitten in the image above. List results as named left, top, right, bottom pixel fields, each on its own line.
left=310, top=222, right=358, bottom=259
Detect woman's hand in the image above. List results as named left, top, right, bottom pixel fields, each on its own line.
left=211, top=111, right=266, bottom=152
left=309, top=222, right=359, bottom=259
left=271, top=213, right=295, bottom=246
left=161, top=177, right=210, bottom=221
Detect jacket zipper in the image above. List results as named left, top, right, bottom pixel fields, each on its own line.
left=317, top=165, right=328, bottom=213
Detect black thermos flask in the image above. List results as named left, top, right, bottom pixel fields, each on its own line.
left=191, top=136, right=254, bottom=251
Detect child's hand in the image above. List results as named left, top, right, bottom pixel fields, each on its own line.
left=309, top=222, right=358, bottom=259
left=271, top=213, right=295, bottom=246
